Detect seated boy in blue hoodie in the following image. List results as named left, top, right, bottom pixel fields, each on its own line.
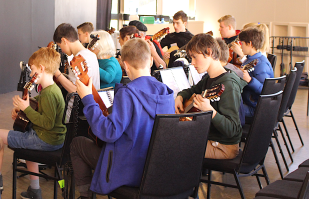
left=70, top=38, right=175, bottom=198
left=238, top=27, right=274, bottom=117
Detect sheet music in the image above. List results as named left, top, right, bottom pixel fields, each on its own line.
left=189, top=65, right=202, bottom=85
left=98, top=90, right=114, bottom=108
left=159, top=67, right=191, bottom=99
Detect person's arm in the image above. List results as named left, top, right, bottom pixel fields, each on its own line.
left=147, top=40, right=166, bottom=69
left=99, top=61, right=117, bottom=84
left=246, top=62, right=273, bottom=94
left=54, top=69, right=76, bottom=93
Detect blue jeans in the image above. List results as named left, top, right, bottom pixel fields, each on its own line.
left=243, top=103, right=256, bottom=118
left=7, top=128, right=63, bottom=151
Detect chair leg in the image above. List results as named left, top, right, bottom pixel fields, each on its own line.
left=281, top=119, right=295, bottom=152
left=206, top=170, right=212, bottom=199
left=269, top=139, right=284, bottom=179
left=92, top=192, right=96, bottom=199
left=273, top=130, right=289, bottom=171
left=277, top=124, right=294, bottom=162
left=12, top=153, right=17, bottom=199
left=108, top=195, right=112, bottom=199
left=54, top=167, right=58, bottom=199
left=255, top=175, right=262, bottom=189
left=290, top=110, right=304, bottom=146
left=233, top=172, right=245, bottom=199
left=261, top=165, right=270, bottom=185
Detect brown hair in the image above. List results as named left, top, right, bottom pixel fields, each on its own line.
left=119, top=26, right=139, bottom=40
left=186, top=34, right=220, bottom=60
left=239, top=27, right=264, bottom=50
left=28, top=47, right=60, bottom=75
left=121, top=38, right=151, bottom=69
left=77, top=22, right=94, bottom=33
left=215, top=38, right=229, bottom=63
left=53, top=23, right=79, bottom=43
left=173, top=10, right=188, bottom=22
left=218, top=15, right=236, bottom=30
left=243, top=23, right=269, bottom=53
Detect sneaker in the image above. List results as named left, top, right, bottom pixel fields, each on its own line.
left=20, top=186, right=42, bottom=199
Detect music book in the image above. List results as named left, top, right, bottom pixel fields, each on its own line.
left=98, top=90, right=114, bottom=108
left=158, top=67, right=191, bottom=99
left=188, top=65, right=203, bottom=85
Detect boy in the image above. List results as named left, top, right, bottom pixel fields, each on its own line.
left=218, top=15, right=239, bottom=46
left=175, top=34, right=247, bottom=159
left=71, top=38, right=175, bottom=198
left=160, top=10, right=194, bottom=65
left=53, top=23, right=100, bottom=92
left=0, top=47, right=66, bottom=199
left=77, top=22, right=94, bottom=47
left=238, top=27, right=274, bottom=117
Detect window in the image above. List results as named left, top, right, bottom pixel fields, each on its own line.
left=124, top=0, right=157, bottom=15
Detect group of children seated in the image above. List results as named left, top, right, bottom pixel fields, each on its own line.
left=0, top=11, right=274, bottom=199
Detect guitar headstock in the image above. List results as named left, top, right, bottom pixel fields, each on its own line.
left=243, top=59, right=258, bottom=72
left=204, top=84, right=225, bottom=102
left=47, top=41, right=57, bottom=50
left=24, top=73, right=39, bottom=92
left=70, top=55, right=89, bottom=84
left=88, top=34, right=100, bottom=51
left=151, top=27, right=170, bottom=42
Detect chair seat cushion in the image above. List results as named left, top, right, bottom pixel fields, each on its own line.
left=284, top=167, right=309, bottom=182
left=299, top=159, right=309, bottom=168
left=254, top=196, right=282, bottom=199
left=255, top=180, right=302, bottom=199
left=10, top=147, right=62, bottom=166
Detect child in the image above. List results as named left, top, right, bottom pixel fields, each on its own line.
left=77, top=22, right=94, bottom=47
left=175, top=34, right=247, bottom=159
left=238, top=27, right=274, bottom=117
left=70, top=38, right=175, bottom=198
left=0, top=47, right=67, bottom=199
left=53, top=23, right=100, bottom=92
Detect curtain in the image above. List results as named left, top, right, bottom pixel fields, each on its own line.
left=97, top=0, right=112, bottom=31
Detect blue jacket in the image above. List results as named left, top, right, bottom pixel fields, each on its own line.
left=242, top=52, right=274, bottom=108
left=82, top=76, right=175, bottom=194
left=98, top=57, right=122, bottom=89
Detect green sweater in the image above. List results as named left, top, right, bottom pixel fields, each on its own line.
left=178, top=70, right=247, bottom=145
left=23, top=83, right=66, bottom=145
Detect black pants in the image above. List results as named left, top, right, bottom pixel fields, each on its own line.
left=70, top=136, right=102, bottom=197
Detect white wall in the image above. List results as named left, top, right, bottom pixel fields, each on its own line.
left=195, top=0, right=309, bottom=37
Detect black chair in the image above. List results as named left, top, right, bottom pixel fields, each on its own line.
left=10, top=92, right=80, bottom=199
left=283, top=167, right=309, bottom=182
left=105, top=111, right=213, bottom=199
left=299, top=159, right=309, bottom=168
left=201, top=91, right=283, bottom=199
left=267, top=53, right=277, bottom=71
left=242, top=76, right=288, bottom=179
left=281, top=61, right=305, bottom=151
left=254, top=171, right=309, bottom=199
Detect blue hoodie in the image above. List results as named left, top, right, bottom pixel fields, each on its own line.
left=242, top=52, right=274, bottom=108
left=81, top=76, right=175, bottom=194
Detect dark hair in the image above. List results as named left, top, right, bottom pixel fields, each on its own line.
left=119, top=26, right=139, bottom=40
left=186, top=34, right=220, bottom=60
left=238, top=27, right=264, bottom=50
left=128, top=20, right=147, bottom=31
left=215, top=38, right=229, bottom=62
left=173, top=10, right=188, bottom=22
left=53, top=23, right=79, bottom=43
left=77, top=22, right=94, bottom=33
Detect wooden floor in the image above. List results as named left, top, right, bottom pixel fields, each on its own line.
left=0, top=87, right=308, bottom=199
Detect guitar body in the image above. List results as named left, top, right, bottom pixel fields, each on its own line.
left=13, top=99, right=38, bottom=132
left=70, top=55, right=109, bottom=147
left=164, top=45, right=179, bottom=66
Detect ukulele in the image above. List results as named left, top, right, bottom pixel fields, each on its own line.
left=70, top=55, right=108, bottom=147
left=242, top=59, right=258, bottom=73
left=13, top=73, right=39, bottom=132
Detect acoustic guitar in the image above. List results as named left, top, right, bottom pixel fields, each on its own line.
left=13, top=73, right=39, bottom=132
left=227, top=37, right=242, bottom=67
left=242, top=59, right=258, bottom=73
left=70, top=55, right=108, bottom=147
left=87, top=34, right=100, bottom=51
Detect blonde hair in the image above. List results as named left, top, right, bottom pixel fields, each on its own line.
left=218, top=15, right=236, bottom=30
left=28, top=47, right=60, bottom=75
left=121, top=38, right=151, bottom=69
left=90, top=30, right=116, bottom=58
left=243, top=23, right=270, bottom=53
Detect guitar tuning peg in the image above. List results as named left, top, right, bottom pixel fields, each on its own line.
left=29, top=85, right=34, bottom=91
left=217, top=97, right=220, bottom=101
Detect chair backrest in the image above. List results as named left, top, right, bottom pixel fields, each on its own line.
left=267, top=53, right=277, bottom=71
left=139, top=111, right=213, bottom=198
left=240, top=91, right=283, bottom=172
left=261, top=75, right=286, bottom=95
left=277, top=68, right=297, bottom=122
left=60, top=92, right=80, bottom=166
left=297, top=171, right=309, bottom=199
left=286, top=61, right=305, bottom=110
